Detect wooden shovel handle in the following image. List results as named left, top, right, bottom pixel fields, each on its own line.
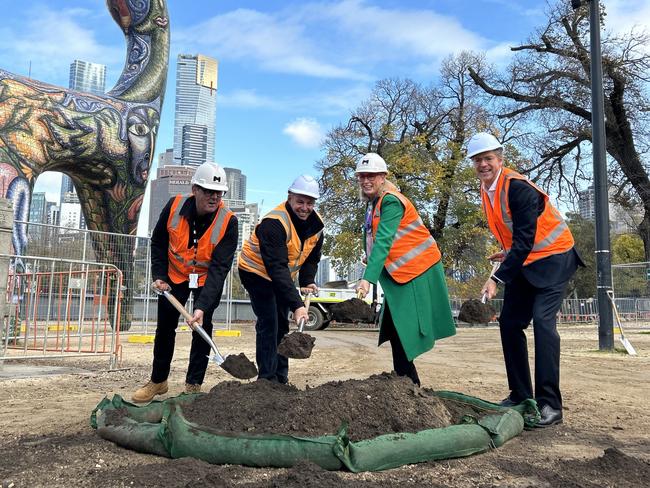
left=163, top=291, right=194, bottom=322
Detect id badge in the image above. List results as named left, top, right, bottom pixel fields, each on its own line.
left=189, top=273, right=199, bottom=289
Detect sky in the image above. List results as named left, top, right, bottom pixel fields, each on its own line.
left=0, top=0, right=648, bottom=236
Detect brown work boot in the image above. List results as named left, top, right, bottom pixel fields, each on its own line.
left=184, top=383, right=202, bottom=394
left=131, top=380, right=168, bottom=403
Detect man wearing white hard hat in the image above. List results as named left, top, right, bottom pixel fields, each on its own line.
left=133, top=162, right=238, bottom=402
left=238, top=175, right=324, bottom=383
left=468, top=132, right=583, bottom=427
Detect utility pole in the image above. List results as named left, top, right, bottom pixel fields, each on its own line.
left=571, top=0, right=614, bottom=349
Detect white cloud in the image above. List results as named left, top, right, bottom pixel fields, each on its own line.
left=0, top=6, right=123, bottom=84
left=283, top=118, right=325, bottom=148
left=603, top=0, right=650, bottom=38
left=175, top=8, right=365, bottom=80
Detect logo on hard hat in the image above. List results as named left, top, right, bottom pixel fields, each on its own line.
left=361, top=159, right=370, bottom=165
left=213, top=176, right=221, bottom=182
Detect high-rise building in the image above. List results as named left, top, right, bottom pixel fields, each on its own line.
left=46, top=202, right=59, bottom=226
left=173, top=54, right=218, bottom=167
left=148, top=164, right=197, bottom=234
left=578, top=186, right=596, bottom=221
left=224, top=167, right=247, bottom=201
left=69, top=60, right=106, bottom=95
left=60, top=191, right=85, bottom=231
left=29, top=192, right=47, bottom=224
left=60, top=174, right=76, bottom=203
left=578, top=185, right=641, bottom=235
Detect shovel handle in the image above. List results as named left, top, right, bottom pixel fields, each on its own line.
left=298, top=292, right=312, bottom=333
left=162, top=290, right=194, bottom=322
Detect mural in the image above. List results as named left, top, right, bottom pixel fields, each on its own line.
left=0, top=0, right=170, bottom=329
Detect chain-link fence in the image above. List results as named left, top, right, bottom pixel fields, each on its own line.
left=612, top=262, right=650, bottom=298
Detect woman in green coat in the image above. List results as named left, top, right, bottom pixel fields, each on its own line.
left=355, top=153, right=456, bottom=385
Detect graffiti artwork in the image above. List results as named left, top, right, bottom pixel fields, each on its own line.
left=0, top=0, right=169, bottom=328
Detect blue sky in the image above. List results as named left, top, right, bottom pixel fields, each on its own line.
left=1, top=0, right=648, bottom=236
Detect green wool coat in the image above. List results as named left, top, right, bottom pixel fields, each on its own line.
left=363, top=193, right=456, bottom=361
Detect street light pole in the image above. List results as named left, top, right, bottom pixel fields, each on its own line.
left=571, top=0, right=614, bottom=349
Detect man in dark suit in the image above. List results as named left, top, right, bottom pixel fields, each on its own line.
left=468, top=132, right=584, bottom=427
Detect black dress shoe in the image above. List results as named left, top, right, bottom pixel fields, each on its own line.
left=499, top=397, right=518, bottom=407
left=535, top=404, right=563, bottom=427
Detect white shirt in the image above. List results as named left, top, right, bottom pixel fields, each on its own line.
left=484, top=169, right=502, bottom=207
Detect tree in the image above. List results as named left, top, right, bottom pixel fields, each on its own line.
left=566, top=213, right=596, bottom=298
left=468, top=2, right=650, bottom=258
left=317, top=54, right=500, bottom=294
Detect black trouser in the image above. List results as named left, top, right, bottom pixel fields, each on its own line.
left=151, top=281, right=217, bottom=385
left=239, top=270, right=289, bottom=383
left=499, top=273, right=568, bottom=410
left=383, top=303, right=420, bottom=386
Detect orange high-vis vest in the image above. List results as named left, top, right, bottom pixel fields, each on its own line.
left=238, top=202, right=323, bottom=281
left=481, top=167, right=574, bottom=265
left=166, top=195, right=234, bottom=286
left=371, top=190, right=441, bottom=284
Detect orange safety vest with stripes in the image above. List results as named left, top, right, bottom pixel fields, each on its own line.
left=166, top=195, right=234, bottom=286
left=481, top=167, right=574, bottom=266
left=371, top=190, right=441, bottom=284
left=238, top=202, right=323, bottom=281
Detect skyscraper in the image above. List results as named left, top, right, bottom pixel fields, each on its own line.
left=173, top=54, right=218, bottom=167
left=224, top=167, right=247, bottom=201
left=60, top=174, right=75, bottom=203
left=69, top=60, right=106, bottom=95
left=148, top=163, right=197, bottom=234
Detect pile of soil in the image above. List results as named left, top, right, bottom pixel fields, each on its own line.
left=182, top=373, right=456, bottom=441
left=277, top=331, right=315, bottom=359
left=457, top=299, right=496, bottom=324
left=220, top=353, right=258, bottom=379
left=329, top=298, right=376, bottom=324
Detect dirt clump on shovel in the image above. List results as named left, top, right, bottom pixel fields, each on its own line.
left=277, top=331, right=315, bottom=359
left=329, top=298, right=375, bottom=323
left=182, top=372, right=455, bottom=441
left=458, top=299, right=496, bottom=324
left=220, top=353, right=258, bottom=380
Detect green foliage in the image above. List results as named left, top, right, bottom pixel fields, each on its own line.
left=565, top=213, right=596, bottom=298
left=612, top=234, right=644, bottom=264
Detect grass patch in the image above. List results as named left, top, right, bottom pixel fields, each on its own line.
left=586, top=347, right=630, bottom=355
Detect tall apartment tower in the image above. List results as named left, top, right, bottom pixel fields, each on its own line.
left=224, top=167, right=247, bottom=201
left=63, top=60, right=107, bottom=201
left=173, top=54, right=218, bottom=167
left=69, top=60, right=106, bottom=95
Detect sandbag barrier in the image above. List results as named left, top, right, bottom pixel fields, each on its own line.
left=91, top=391, right=539, bottom=472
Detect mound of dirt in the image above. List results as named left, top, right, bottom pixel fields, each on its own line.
left=221, top=352, right=258, bottom=379
left=182, top=372, right=454, bottom=441
left=277, top=331, right=315, bottom=359
left=329, top=298, right=376, bottom=324
left=457, top=299, right=496, bottom=324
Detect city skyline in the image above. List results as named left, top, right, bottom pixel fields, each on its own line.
left=10, top=0, right=648, bottom=236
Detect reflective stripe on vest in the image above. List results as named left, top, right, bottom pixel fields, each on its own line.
left=371, top=190, right=441, bottom=284
left=482, top=168, right=574, bottom=265
left=238, top=202, right=323, bottom=281
left=166, top=195, right=233, bottom=285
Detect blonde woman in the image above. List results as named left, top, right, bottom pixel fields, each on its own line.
left=355, top=153, right=455, bottom=385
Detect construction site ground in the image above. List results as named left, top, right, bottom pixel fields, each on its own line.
left=1, top=323, right=649, bottom=487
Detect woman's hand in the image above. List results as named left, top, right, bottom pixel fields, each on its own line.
left=356, top=279, right=371, bottom=299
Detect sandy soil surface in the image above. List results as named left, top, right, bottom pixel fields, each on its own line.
left=1, top=323, right=649, bottom=487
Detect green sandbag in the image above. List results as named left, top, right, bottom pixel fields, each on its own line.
left=334, top=424, right=493, bottom=472
left=163, top=403, right=343, bottom=470
left=91, top=390, right=529, bottom=472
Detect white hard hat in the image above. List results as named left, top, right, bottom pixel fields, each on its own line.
left=355, top=153, right=387, bottom=173
left=191, top=162, right=229, bottom=192
left=466, top=132, right=503, bottom=159
left=288, top=174, right=320, bottom=199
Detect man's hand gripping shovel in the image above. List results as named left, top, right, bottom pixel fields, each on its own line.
left=152, top=284, right=258, bottom=380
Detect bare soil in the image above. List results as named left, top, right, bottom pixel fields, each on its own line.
left=182, top=373, right=455, bottom=440
left=1, top=323, right=650, bottom=487
left=277, top=331, right=315, bottom=358
left=458, top=298, right=496, bottom=324
left=220, top=352, right=258, bottom=379
left=329, top=298, right=376, bottom=323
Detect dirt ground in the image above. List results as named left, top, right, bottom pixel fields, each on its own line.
left=1, top=322, right=649, bottom=487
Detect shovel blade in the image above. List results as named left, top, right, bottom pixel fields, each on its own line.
left=620, top=336, right=637, bottom=356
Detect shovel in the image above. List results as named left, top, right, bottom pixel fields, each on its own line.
left=606, top=290, right=637, bottom=356
left=153, top=286, right=258, bottom=379
left=458, top=261, right=500, bottom=324
left=277, top=292, right=316, bottom=359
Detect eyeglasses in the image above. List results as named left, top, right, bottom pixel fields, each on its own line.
left=357, top=173, right=380, bottom=181
left=198, top=187, right=224, bottom=197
